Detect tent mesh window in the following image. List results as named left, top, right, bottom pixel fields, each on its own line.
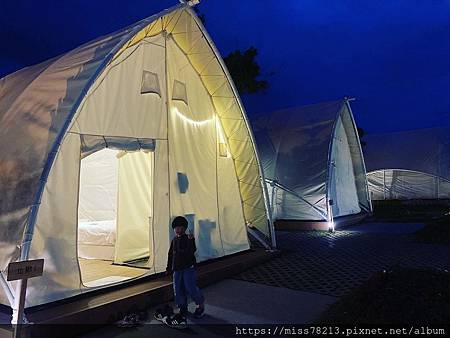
left=140, top=70, right=161, bottom=96
left=172, top=80, right=188, bottom=105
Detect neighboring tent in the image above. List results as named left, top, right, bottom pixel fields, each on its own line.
left=364, top=128, right=450, bottom=200
left=0, top=2, right=274, bottom=310
left=252, top=99, right=371, bottom=226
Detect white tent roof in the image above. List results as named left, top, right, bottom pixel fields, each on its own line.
left=364, top=128, right=450, bottom=200
left=252, top=100, right=371, bottom=222
left=364, top=128, right=450, bottom=180
left=0, top=3, right=273, bottom=308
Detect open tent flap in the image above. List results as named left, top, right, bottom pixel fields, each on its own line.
left=114, top=150, right=153, bottom=264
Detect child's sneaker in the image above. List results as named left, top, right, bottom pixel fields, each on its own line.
left=154, top=305, right=173, bottom=322
left=163, top=313, right=188, bottom=329
left=193, top=306, right=205, bottom=318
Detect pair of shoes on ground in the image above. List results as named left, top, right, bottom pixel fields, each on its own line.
left=154, top=305, right=187, bottom=329
left=116, top=311, right=147, bottom=328
left=154, top=305, right=205, bottom=330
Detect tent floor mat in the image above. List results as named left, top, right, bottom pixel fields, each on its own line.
left=275, top=212, right=368, bottom=231
left=115, top=257, right=151, bottom=269
left=5, top=248, right=278, bottom=336
left=79, top=258, right=146, bottom=284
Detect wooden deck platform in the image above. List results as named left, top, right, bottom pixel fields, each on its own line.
left=0, top=248, right=278, bottom=337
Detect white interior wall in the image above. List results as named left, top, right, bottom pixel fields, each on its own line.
left=78, top=148, right=119, bottom=222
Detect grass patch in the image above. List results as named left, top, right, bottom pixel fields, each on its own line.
left=415, top=216, right=450, bottom=245
left=318, top=267, right=450, bottom=324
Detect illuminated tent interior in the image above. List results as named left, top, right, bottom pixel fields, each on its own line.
left=0, top=2, right=274, bottom=310
left=252, top=100, right=372, bottom=227
left=364, top=128, right=450, bottom=200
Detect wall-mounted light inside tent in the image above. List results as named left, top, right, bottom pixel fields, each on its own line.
left=328, top=199, right=335, bottom=232
left=179, top=0, right=200, bottom=6
left=172, top=107, right=215, bottom=126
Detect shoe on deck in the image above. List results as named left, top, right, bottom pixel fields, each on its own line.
left=116, top=313, right=140, bottom=327
left=193, top=306, right=205, bottom=319
left=163, top=313, right=188, bottom=329
left=154, top=305, right=174, bottom=322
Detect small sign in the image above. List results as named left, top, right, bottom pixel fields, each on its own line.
left=7, top=259, right=44, bottom=281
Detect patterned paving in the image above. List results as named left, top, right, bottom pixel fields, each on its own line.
left=236, top=223, right=450, bottom=297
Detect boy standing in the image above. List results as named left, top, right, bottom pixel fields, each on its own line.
left=165, top=216, right=205, bottom=325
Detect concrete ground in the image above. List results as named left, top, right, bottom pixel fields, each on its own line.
left=237, top=222, right=450, bottom=297
left=82, top=279, right=336, bottom=337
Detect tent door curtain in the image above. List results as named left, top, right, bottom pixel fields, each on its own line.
left=114, top=150, right=154, bottom=266
left=77, top=147, right=154, bottom=272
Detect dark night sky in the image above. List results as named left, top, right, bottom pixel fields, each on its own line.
left=1, top=0, right=449, bottom=133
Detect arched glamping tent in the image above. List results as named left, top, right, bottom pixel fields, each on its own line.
left=252, top=100, right=372, bottom=228
left=0, top=3, right=274, bottom=310
left=364, top=128, right=450, bottom=200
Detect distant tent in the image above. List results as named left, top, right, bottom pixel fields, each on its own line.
left=252, top=99, right=371, bottom=226
left=0, top=3, right=274, bottom=310
left=364, top=128, right=450, bottom=200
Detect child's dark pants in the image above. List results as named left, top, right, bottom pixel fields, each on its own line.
left=173, top=266, right=204, bottom=312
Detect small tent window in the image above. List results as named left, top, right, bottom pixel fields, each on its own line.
left=172, top=80, right=188, bottom=105
left=141, top=71, right=161, bottom=96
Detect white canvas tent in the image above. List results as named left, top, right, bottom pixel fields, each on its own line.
left=0, top=2, right=274, bottom=311
left=252, top=100, right=372, bottom=226
left=364, top=128, right=450, bottom=200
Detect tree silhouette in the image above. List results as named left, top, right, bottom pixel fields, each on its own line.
left=193, top=6, right=268, bottom=95
left=223, top=47, right=268, bottom=95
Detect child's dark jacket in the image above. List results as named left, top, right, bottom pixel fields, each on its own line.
left=166, top=234, right=197, bottom=272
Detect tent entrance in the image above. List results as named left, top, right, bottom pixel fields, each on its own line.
left=77, top=148, right=154, bottom=287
